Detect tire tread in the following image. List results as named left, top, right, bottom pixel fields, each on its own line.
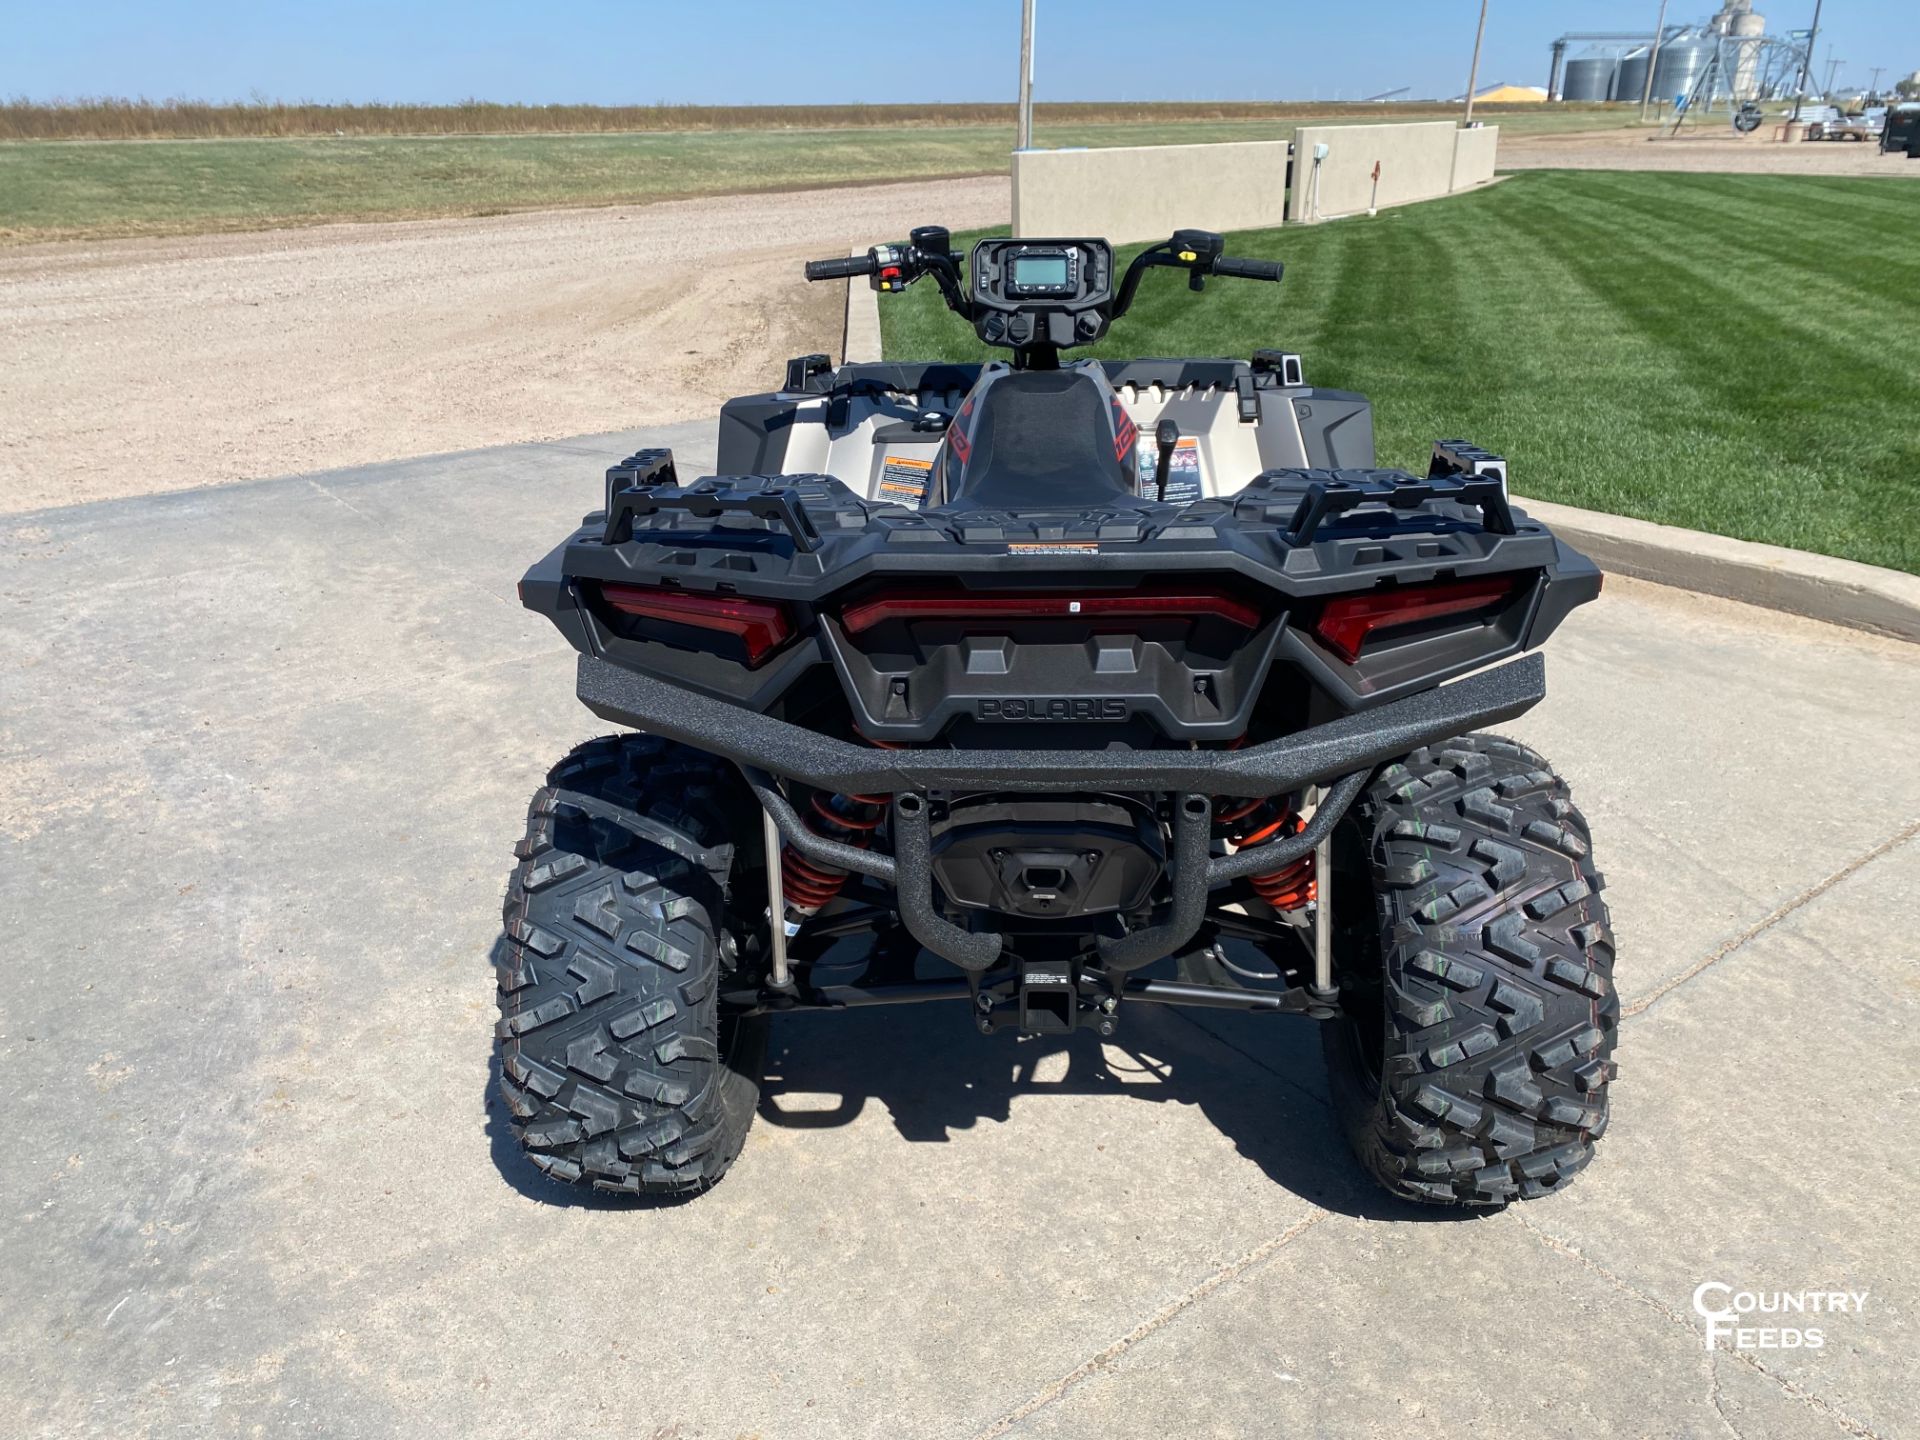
left=1325, top=733, right=1618, bottom=1207
left=495, top=735, right=762, bottom=1197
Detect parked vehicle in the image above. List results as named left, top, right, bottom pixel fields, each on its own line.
left=1881, top=103, right=1920, bottom=154
left=499, top=226, right=1618, bottom=1207
left=1804, top=105, right=1873, bottom=141
left=1820, top=116, right=1872, bottom=141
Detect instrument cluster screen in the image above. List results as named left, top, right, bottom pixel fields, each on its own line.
left=1010, top=254, right=1070, bottom=289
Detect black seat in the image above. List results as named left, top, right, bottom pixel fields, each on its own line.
left=941, top=371, right=1147, bottom=513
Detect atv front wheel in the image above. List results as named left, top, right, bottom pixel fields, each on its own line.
left=495, top=736, right=766, bottom=1196
left=1323, top=735, right=1618, bottom=1206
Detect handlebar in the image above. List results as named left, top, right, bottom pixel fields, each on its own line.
left=1110, top=232, right=1285, bottom=321
left=1211, top=256, right=1285, bottom=283
left=804, top=227, right=1282, bottom=365
left=804, top=254, right=879, bottom=282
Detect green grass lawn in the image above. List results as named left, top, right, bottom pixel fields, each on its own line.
left=878, top=171, right=1920, bottom=574
left=0, top=109, right=1640, bottom=245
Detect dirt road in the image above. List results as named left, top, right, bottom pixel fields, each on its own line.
left=0, top=176, right=1010, bottom=513
left=1501, top=124, right=1920, bottom=176
left=6, top=140, right=1909, bottom=516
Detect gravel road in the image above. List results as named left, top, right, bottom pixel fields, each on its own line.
left=1500, top=125, right=1920, bottom=175
left=0, top=176, right=1011, bottom=513
left=5, top=138, right=1908, bottom=515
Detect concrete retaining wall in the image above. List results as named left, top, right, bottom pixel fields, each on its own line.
left=1009, top=123, right=1502, bottom=243
left=1287, top=121, right=1499, bottom=223
left=1451, top=125, right=1500, bottom=191
left=1289, top=121, right=1446, bottom=222
left=1011, top=141, right=1289, bottom=244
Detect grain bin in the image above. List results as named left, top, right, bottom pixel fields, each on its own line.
left=1653, top=36, right=1715, bottom=106
left=1562, top=56, right=1619, bottom=102
left=1731, top=12, right=1765, bottom=98
left=1615, top=46, right=1653, bottom=105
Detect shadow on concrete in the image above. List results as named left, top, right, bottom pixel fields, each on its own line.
left=755, top=997, right=1468, bottom=1223
left=480, top=929, right=1465, bottom=1221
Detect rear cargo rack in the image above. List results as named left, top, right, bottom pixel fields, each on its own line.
left=592, top=438, right=1526, bottom=560
left=1281, top=472, right=1516, bottom=545
left=602, top=454, right=825, bottom=553
left=1277, top=442, right=1516, bottom=544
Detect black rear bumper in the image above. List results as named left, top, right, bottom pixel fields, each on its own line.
left=576, top=650, right=1546, bottom=799
left=583, top=651, right=1545, bottom=978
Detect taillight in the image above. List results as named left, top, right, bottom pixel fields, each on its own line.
left=596, top=582, right=794, bottom=667
left=839, top=586, right=1262, bottom=634
left=1311, top=576, right=1517, bottom=665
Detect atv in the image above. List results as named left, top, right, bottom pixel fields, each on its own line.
left=498, top=225, right=1617, bottom=1207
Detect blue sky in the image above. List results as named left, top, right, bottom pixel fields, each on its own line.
left=7, top=1, right=1914, bottom=105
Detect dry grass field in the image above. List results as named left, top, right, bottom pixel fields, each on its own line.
left=1, top=97, right=1627, bottom=141
left=0, top=103, right=1639, bottom=245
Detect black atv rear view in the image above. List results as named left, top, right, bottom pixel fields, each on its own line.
left=497, top=225, right=1618, bottom=1205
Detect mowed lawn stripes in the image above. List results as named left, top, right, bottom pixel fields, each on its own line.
left=879, top=171, right=1920, bottom=574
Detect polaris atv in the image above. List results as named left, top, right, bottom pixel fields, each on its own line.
left=499, top=226, right=1617, bottom=1207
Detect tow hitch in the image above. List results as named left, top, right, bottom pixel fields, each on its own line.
left=966, top=953, right=1333, bottom=1038
left=974, top=960, right=1119, bottom=1037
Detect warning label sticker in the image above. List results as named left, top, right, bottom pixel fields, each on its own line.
left=1006, top=541, right=1100, bottom=556
left=1134, top=433, right=1204, bottom=504
left=877, top=454, right=933, bottom=509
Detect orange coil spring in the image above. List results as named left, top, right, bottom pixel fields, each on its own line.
left=1217, top=797, right=1317, bottom=911
left=780, top=791, right=889, bottom=915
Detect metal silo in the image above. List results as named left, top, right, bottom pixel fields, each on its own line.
left=1562, top=56, right=1619, bottom=102
left=1615, top=46, right=1653, bottom=105
left=1653, top=36, right=1715, bottom=106
left=1731, top=11, right=1765, bottom=98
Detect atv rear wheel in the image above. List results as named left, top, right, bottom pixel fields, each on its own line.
left=495, top=736, right=766, bottom=1197
left=1322, top=735, right=1618, bottom=1207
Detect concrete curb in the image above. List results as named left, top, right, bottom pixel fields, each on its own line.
left=841, top=250, right=882, bottom=364
left=1516, top=494, right=1920, bottom=643
left=844, top=275, right=1917, bottom=644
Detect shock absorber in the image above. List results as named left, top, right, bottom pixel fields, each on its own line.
left=779, top=790, right=889, bottom=919
left=1216, top=795, right=1317, bottom=911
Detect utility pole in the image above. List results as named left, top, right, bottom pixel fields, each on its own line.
left=1791, top=0, right=1824, bottom=120
left=1462, top=0, right=1489, bottom=127
left=1867, top=66, right=1884, bottom=100
left=1016, top=0, right=1036, bottom=151
left=1639, top=0, right=1672, bottom=123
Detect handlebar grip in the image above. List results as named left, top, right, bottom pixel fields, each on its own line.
left=1212, top=256, right=1285, bottom=282
left=804, top=254, right=878, bottom=281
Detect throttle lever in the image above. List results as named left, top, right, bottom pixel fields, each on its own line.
left=1153, top=418, right=1180, bottom=502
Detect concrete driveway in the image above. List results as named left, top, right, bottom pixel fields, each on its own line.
left=4, top=426, right=1916, bottom=1438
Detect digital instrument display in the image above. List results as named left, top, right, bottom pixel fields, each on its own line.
left=1011, top=254, right=1070, bottom=288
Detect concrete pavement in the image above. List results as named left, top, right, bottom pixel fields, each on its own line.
left=3, top=425, right=1916, bottom=1438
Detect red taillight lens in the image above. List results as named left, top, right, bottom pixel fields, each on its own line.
left=597, top=582, right=793, bottom=667
left=839, top=587, right=1262, bottom=634
left=1311, top=576, right=1517, bottom=665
